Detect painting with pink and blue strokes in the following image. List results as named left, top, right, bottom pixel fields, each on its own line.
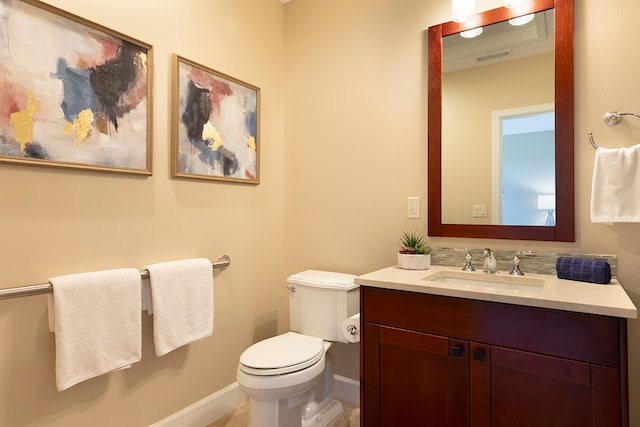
left=0, top=0, right=150, bottom=172
left=176, top=58, right=258, bottom=182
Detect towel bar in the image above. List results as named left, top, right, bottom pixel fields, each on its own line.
left=0, top=255, right=230, bottom=301
left=588, top=111, right=640, bottom=149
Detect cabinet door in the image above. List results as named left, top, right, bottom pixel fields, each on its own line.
left=470, top=344, right=621, bottom=427
left=363, top=323, right=469, bottom=426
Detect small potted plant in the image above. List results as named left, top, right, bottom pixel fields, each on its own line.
left=397, top=231, right=432, bottom=270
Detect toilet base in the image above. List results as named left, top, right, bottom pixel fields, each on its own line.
left=239, top=343, right=345, bottom=427
left=302, top=399, right=343, bottom=427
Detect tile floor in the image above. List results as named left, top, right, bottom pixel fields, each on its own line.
left=206, top=399, right=360, bottom=427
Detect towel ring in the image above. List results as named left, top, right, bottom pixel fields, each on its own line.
left=587, top=131, right=598, bottom=150
left=604, top=111, right=640, bottom=126
left=587, top=111, right=640, bottom=149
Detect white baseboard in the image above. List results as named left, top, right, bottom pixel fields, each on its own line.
left=150, top=375, right=360, bottom=426
left=333, top=374, right=360, bottom=406
left=149, top=382, right=248, bottom=427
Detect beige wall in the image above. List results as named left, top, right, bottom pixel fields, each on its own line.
left=0, top=0, right=285, bottom=425
left=3, top=0, right=640, bottom=425
left=285, top=0, right=640, bottom=426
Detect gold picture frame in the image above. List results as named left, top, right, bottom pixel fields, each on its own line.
left=0, top=0, right=153, bottom=175
left=172, top=54, right=260, bottom=184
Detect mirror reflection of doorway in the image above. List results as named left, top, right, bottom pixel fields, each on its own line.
left=492, top=104, right=555, bottom=226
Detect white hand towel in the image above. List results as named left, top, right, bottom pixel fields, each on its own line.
left=144, top=258, right=214, bottom=356
left=141, top=277, right=152, bottom=314
left=47, top=268, right=142, bottom=391
left=591, top=144, right=640, bottom=222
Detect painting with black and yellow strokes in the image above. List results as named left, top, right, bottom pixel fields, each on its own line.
left=0, top=0, right=152, bottom=174
left=174, top=56, right=259, bottom=184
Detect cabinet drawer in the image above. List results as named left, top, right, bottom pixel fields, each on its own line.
left=362, top=286, right=622, bottom=367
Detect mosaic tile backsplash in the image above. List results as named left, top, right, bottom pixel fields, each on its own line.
left=430, top=247, right=618, bottom=277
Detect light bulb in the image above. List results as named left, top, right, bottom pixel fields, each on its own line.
left=504, top=0, right=528, bottom=8
left=460, top=27, right=483, bottom=38
left=452, top=0, right=475, bottom=23
left=509, top=13, right=534, bottom=26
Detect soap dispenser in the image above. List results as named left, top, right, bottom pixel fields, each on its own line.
left=483, top=248, right=498, bottom=274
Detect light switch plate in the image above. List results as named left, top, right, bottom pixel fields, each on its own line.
left=473, top=204, right=487, bottom=218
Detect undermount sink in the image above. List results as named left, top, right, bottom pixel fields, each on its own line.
left=423, top=270, right=545, bottom=292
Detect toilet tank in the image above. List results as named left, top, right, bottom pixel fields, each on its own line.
left=287, top=270, right=359, bottom=343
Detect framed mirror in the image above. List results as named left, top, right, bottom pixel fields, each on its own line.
left=428, top=0, right=574, bottom=241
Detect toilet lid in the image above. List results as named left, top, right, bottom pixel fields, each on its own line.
left=239, top=332, right=324, bottom=376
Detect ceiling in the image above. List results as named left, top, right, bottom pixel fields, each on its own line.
left=443, top=9, right=554, bottom=73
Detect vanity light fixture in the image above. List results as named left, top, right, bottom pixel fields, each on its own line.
left=460, top=27, right=483, bottom=38
left=452, top=0, right=475, bottom=23
left=509, top=13, right=534, bottom=26
left=538, top=194, right=556, bottom=226
left=504, top=0, right=529, bottom=8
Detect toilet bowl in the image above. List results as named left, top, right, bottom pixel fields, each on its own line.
left=237, top=333, right=341, bottom=427
left=236, top=270, right=359, bottom=427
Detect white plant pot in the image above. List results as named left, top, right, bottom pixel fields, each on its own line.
left=397, top=253, right=431, bottom=270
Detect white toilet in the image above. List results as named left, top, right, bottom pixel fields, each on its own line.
left=236, top=270, right=359, bottom=427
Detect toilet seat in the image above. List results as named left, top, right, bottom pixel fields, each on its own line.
left=239, top=332, right=324, bottom=376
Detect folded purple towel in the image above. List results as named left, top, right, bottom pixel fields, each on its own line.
left=556, top=257, right=611, bottom=284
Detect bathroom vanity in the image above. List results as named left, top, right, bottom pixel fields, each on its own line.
left=356, top=266, right=637, bottom=426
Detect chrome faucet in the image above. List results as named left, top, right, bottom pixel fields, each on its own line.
left=509, top=251, right=537, bottom=276
left=509, top=252, right=525, bottom=276
left=461, top=248, right=475, bottom=272
left=482, top=248, right=498, bottom=274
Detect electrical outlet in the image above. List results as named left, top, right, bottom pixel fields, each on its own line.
left=408, top=197, right=420, bottom=218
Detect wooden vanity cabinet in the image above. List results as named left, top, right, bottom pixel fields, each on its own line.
left=361, top=286, right=629, bottom=427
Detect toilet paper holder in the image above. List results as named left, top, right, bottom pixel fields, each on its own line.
left=346, top=324, right=359, bottom=336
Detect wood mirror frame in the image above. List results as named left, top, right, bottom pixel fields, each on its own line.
left=428, top=0, right=574, bottom=241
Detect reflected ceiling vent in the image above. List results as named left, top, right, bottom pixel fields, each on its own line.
left=475, top=49, right=512, bottom=63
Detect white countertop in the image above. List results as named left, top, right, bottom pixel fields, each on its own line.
left=356, top=265, right=638, bottom=319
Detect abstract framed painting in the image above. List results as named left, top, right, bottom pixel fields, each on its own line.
left=172, top=54, right=260, bottom=184
left=0, top=0, right=153, bottom=174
